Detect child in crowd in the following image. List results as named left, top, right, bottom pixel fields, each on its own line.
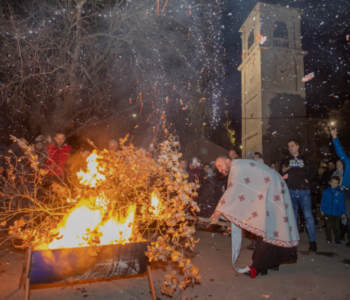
left=321, top=176, right=346, bottom=244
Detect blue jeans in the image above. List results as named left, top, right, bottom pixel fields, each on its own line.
left=289, top=189, right=316, bottom=242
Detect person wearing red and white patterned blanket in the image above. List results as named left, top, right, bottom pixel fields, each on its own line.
left=211, top=155, right=298, bottom=278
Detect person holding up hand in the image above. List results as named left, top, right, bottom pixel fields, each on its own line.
left=330, top=128, right=350, bottom=247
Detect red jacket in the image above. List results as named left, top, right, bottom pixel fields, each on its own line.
left=45, top=142, right=72, bottom=177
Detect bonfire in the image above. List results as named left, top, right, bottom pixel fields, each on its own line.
left=0, top=135, right=201, bottom=296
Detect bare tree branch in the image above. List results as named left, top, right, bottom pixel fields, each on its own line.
left=0, top=0, right=225, bottom=139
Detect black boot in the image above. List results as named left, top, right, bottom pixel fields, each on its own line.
left=309, top=241, right=317, bottom=252
left=269, top=265, right=279, bottom=271
left=258, top=269, right=268, bottom=275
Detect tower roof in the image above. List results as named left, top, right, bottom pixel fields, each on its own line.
left=239, top=2, right=302, bottom=33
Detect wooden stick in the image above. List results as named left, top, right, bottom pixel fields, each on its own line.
left=86, top=139, right=100, bottom=151
left=147, top=265, right=157, bottom=300
left=25, top=277, right=30, bottom=300
left=184, top=215, right=231, bottom=228
left=18, top=248, right=27, bottom=289
left=24, top=247, right=32, bottom=300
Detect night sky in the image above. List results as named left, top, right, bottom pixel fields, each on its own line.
left=217, top=0, right=350, bottom=147
left=0, top=0, right=349, bottom=152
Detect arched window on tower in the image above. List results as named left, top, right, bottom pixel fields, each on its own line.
left=248, top=30, right=254, bottom=50
left=273, top=22, right=289, bottom=48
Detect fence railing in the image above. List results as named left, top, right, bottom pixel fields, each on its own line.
left=273, top=38, right=289, bottom=48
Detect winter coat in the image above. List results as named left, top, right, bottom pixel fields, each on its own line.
left=44, top=142, right=72, bottom=177
left=333, top=137, right=350, bottom=188
left=321, top=186, right=346, bottom=217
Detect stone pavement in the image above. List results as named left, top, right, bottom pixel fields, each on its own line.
left=0, top=225, right=349, bottom=300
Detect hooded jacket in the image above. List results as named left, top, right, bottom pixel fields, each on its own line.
left=321, top=186, right=346, bottom=217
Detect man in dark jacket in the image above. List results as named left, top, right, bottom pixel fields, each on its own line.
left=44, top=131, right=72, bottom=180
left=330, top=128, right=350, bottom=246
left=280, top=139, right=318, bottom=252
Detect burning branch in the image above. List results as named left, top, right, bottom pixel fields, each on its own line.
left=0, top=135, right=201, bottom=296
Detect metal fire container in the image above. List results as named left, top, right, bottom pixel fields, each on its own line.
left=19, top=241, right=157, bottom=300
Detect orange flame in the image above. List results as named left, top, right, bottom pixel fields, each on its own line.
left=99, top=204, right=136, bottom=245
left=77, top=151, right=105, bottom=188
left=48, top=199, right=103, bottom=249
left=46, top=200, right=136, bottom=249
left=150, top=191, right=160, bottom=215
left=39, top=152, right=138, bottom=250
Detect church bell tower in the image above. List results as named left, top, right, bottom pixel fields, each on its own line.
left=238, top=2, right=308, bottom=164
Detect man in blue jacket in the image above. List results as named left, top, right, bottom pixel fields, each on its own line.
left=321, top=176, right=346, bottom=244
left=331, top=128, right=350, bottom=246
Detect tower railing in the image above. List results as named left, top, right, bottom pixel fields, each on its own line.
left=273, top=38, right=289, bottom=48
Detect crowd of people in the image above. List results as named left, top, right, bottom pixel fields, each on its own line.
left=178, top=130, right=350, bottom=252
left=1, top=128, right=349, bottom=267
